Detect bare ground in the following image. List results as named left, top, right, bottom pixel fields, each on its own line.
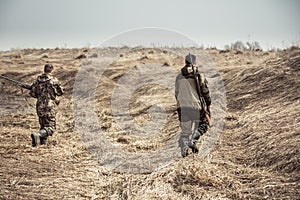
left=0, top=46, right=299, bottom=199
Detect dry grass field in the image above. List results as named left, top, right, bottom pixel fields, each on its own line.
left=0, top=46, right=299, bottom=199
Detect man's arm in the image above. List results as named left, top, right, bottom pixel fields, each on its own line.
left=202, top=78, right=211, bottom=107
left=175, top=74, right=182, bottom=121
left=175, top=75, right=180, bottom=99
left=198, top=73, right=211, bottom=107
left=29, top=81, right=38, bottom=98
left=53, top=77, right=64, bottom=96
left=56, top=84, right=64, bottom=96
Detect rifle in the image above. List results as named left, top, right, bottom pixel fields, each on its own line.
left=0, top=75, right=32, bottom=90
left=189, top=53, right=212, bottom=126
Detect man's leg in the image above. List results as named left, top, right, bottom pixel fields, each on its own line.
left=31, top=116, right=55, bottom=146
left=39, top=116, right=55, bottom=145
left=189, top=120, right=209, bottom=153
left=179, top=120, right=192, bottom=157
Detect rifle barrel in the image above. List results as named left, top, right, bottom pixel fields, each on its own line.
left=0, top=75, right=31, bottom=90
left=0, top=75, right=20, bottom=84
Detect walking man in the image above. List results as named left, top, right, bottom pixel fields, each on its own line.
left=30, top=64, right=64, bottom=146
left=175, top=54, right=211, bottom=157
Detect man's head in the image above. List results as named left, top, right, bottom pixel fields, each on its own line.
left=44, top=64, right=53, bottom=73
left=185, top=54, right=196, bottom=65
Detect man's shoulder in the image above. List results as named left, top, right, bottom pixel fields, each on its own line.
left=198, top=72, right=205, bottom=78
left=197, top=72, right=208, bottom=85
left=49, top=75, right=60, bottom=84
left=176, top=72, right=185, bottom=81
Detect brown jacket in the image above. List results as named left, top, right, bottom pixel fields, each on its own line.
left=175, top=64, right=211, bottom=118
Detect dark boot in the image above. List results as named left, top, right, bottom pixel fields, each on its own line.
left=179, top=136, right=189, bottom=158
left=39, top=129, right=48, bottom=145
left=189, top=129, right=201, bottom=154
left=181, top=143, right=189, bottom=157
left=31, top=133, right=40, bottom=147
left=188, top=141, right=199, bottom=153
left=40, top=137, right=47, bottom=145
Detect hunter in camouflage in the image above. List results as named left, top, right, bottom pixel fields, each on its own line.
left=30, top=64, right=64, bottom=146
left=175, top=54, right=211, bottom=157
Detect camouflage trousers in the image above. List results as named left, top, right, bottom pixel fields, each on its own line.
left=179, top=120, right=208, bottom=145
left=178, top=107, right=208, bottom=151
left=38, top=116, right=56, bottom=136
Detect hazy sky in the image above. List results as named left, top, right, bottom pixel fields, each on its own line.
left=0, top=0, right=299, bottom=50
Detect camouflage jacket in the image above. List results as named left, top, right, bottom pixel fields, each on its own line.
left=175, top=64, right=211, bottom=112
left=30, top=73, right=64, bottom=117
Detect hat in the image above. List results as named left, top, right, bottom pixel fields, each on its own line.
left=185, top=54, right=196, bottom=65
